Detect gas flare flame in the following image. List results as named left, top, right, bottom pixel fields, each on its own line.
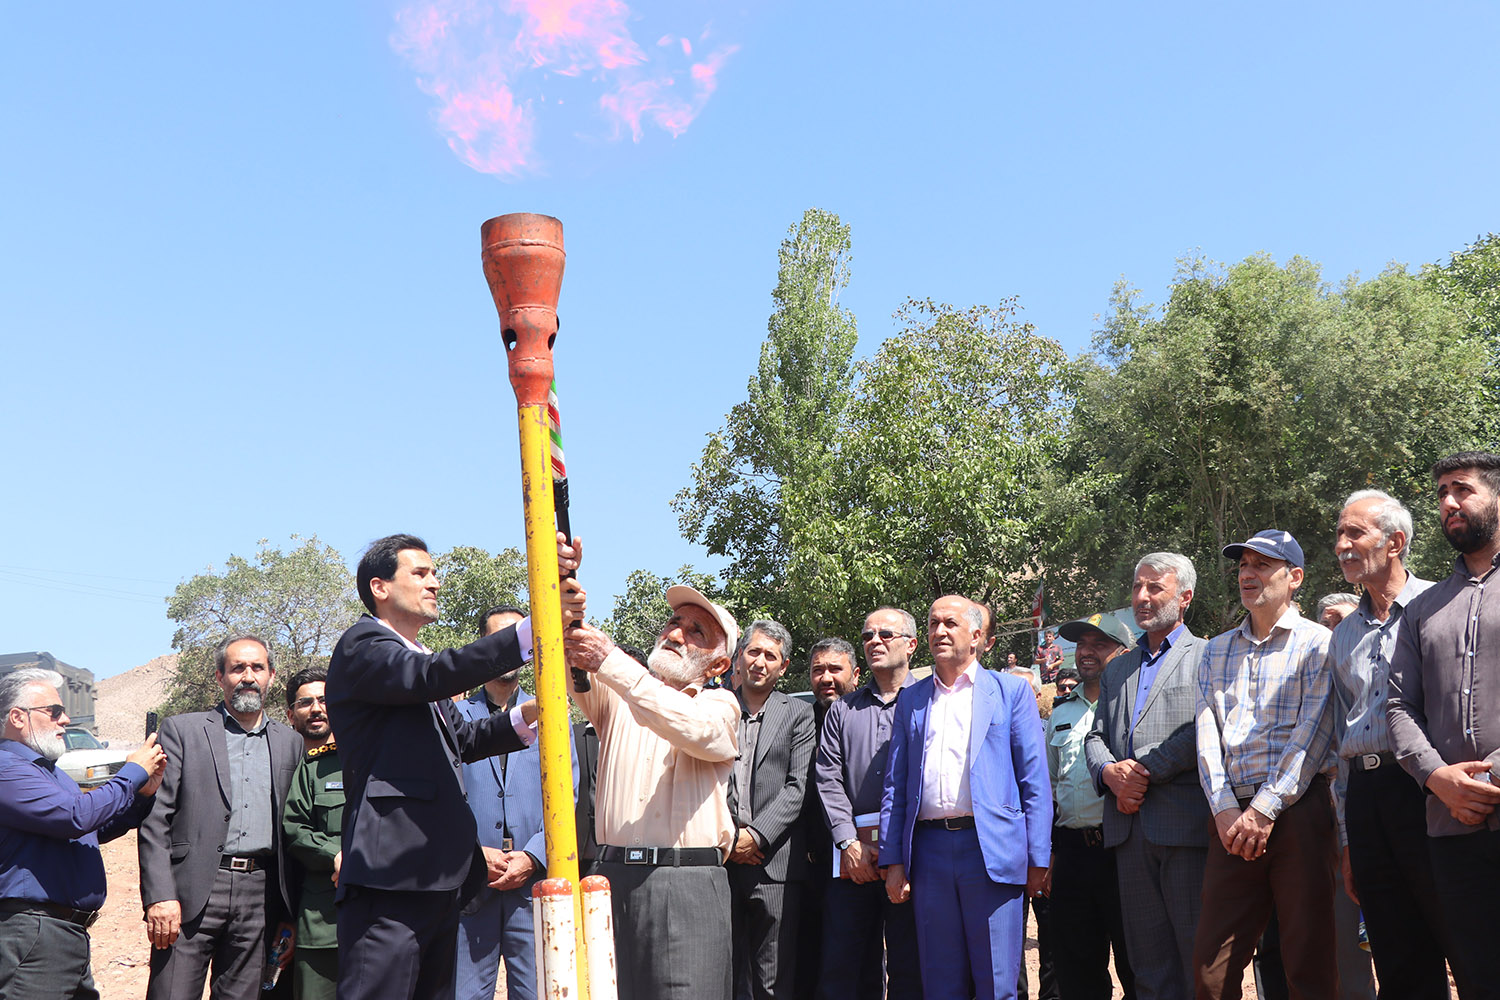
left=391, top=0, right=737, bottom=178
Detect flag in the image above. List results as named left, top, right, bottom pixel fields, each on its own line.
left=1030, top=580, right=1046, bottom=632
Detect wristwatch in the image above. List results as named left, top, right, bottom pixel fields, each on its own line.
left=836, top=838, right=857, bottom=851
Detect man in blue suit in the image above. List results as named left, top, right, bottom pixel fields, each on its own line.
left=881, top=595, right=1052, bottom=1000
left=454, top=604, right=578, bottom=1000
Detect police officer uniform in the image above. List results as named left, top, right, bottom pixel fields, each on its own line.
left=1048, top=615, right=1136, bottom=1000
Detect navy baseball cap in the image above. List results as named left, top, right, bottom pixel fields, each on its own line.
left=1221, top=529, right=1304, bottom=569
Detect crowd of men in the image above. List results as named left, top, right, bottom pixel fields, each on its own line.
left=2, top=448, right=1499, bottom=1000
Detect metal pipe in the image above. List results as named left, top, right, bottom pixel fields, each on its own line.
left=482, top=213, right=589, bottom=997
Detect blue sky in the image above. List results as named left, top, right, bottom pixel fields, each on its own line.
left=4, top=2, right=1497, bottom=679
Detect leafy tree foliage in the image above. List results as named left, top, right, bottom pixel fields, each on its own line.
left=675, top=207, right=857, bottom=625
left=161, top=536, right=360, bottom=717
left=1424, top=233, right=1500, bottom=441
left=788, top=298, right=1078, bottom=650
left=1057, top=254, right=1489, bottom=631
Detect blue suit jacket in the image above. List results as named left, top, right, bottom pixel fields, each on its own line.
left=879, top=666, right=1052, bottom=885
left=456, top=688, right=578, bottom=872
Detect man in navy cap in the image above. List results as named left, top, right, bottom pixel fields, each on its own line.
left=1191, top=530, right=1339, bottom=999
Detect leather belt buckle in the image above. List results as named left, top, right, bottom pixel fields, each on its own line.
left=502, top=837, right=514, bottom=852
left=1083, top=828, right=1103, bottom=848
left=1360, top=753, right=1383, bottom=771
left=227, top=856, right=252, bottom=873
left=624, top=847, right=657, bottom=865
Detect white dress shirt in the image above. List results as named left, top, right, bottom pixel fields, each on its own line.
left=918, top=659, right=978, bottom=820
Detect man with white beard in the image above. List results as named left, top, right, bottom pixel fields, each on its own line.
left=1, top=668, right=166, bottom=998
left=564, top=586, right=741, bottom=1000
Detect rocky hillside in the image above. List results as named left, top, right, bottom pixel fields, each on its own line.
left=96, top=654, right=177, bottom=747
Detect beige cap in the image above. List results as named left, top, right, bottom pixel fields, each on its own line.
left=664, top=585, right=739, bottom=654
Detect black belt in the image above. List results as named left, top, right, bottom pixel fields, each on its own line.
left=0, top=898, right=100, bottom=928
left=1349, top=751, right=1397, bottom=772
left=915, top=815, right=976, bottom=831
left=597, top=845, right=722, bottom=867
left=1054, top=825, right=1105, bottom=848
left=218, top=854, right=270, bottom=873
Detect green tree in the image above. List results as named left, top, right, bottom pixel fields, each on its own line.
left=1059, top=253, right=1489, bottom=631
left=1424, top=232, right=1500, bottom=442
left=675, top=207, right=858, bottom=624
left=161, top=536, right=360, bottom=717
left=792, top=297, right=1080, bottom=651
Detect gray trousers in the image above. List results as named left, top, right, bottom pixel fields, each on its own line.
left=147, top=867, right=269, bottom=1000
left=0, top=907, right=99, bottom=1000
left=1113, top=824, right=1206, bottom=1000
left=591, top=860, right=732, bottom=1000
left=729, top=864, right=801, bottom=1000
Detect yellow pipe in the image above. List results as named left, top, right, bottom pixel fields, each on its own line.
left=517, top=402, right=590, bottom=997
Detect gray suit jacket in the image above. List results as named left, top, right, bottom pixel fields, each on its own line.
left=138, top=707, right=302, bottom=921
left=729, top=690, right=816, bottom=882
left=1084, top=630, right=1209, bottom=849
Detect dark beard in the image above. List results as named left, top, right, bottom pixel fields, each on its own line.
left=1445, top=503, right=1500, bottom=554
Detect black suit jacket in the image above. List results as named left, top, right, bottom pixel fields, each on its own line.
left=325, top=615, right=528, bottom=897
left=138, top=707, right=302, bottom=922
left=729, top=690, right=817, bottom=882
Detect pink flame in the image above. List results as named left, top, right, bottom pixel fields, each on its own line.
left=391, top=0, right=736, bottom=178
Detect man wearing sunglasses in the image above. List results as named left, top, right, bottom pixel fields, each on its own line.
left=1, top=667, right=167, bottom=998
left=812, top=608, right=923, bottom=1000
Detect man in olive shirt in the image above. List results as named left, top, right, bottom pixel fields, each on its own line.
left=282, top=669, right=342, bottom=1000
left=1388, top=451, right=1500, bottom=997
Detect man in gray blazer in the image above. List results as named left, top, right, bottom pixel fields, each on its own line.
left=1084, top=553, right=1208, bottom=1000
left=727, top=620, right=817, bottom=1000
left=139, top=635, right=304, bottom=999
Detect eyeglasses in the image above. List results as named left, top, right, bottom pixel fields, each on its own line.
left=860, top=629, right=912, bottom=643
left=23, top=704, right=67, bottom=721
left=293, top=696, right=327, bottom=710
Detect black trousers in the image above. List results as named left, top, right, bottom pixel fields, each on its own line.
left=816, top=875, right=923, bottom=1000
left=792, top=866, right=827, bottom=1000
left=1346, top=762, right=1450, bottom=1000
left=1018, top=894, right=1059, bottom=1000
left=1050, top=827, right=1134, bottom=1000
left=1427, top=827, right=1500, bottom=1000
left=336, top=885, right=461, bottom=1000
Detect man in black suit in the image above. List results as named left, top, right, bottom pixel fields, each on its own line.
left=727, top=620, right=817, bottom=1000
left=326, top=532, right=581, bottom=1000
left=139, top=635, right=304, bottom=1000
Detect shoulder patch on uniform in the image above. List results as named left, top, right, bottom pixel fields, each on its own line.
left=306, top=742, right=337, bottom=758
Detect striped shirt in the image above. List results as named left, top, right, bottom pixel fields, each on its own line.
left=1196, top=608, right=1336, bottom=819
left=1327, top=572, right=1432, bottom=843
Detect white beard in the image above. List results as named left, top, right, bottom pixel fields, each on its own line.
left=25, top=728, right=66, bottom=762
left=648, top=639, right=714, bottom=687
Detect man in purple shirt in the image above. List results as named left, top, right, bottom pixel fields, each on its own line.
left=1388, top=451, right=1500, bottom=998
left=814, top=607, right=922, bottom=1000
left=0, top=667, right=166, bottom=998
